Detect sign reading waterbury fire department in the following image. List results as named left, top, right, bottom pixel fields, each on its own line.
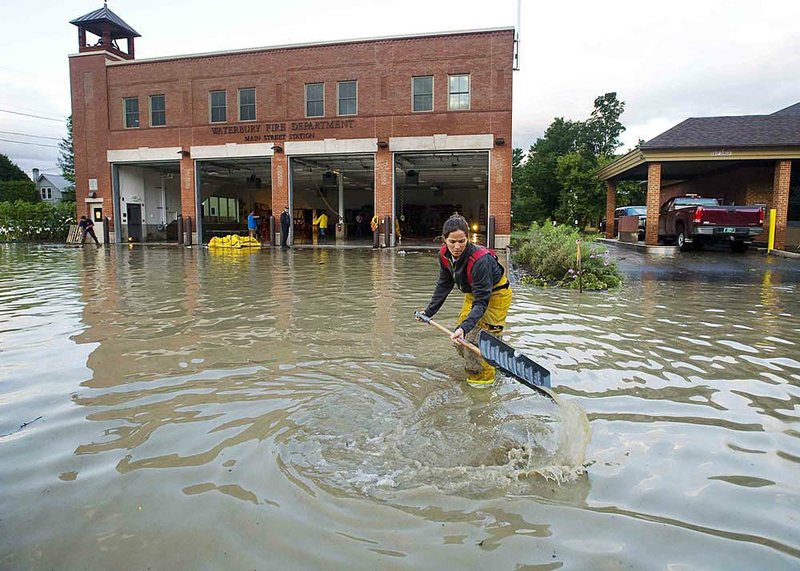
left=210, top=119, right=356, bottom=142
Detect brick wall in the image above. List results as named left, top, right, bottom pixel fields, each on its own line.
left=490, top=145, right=512, bottom=234
left=71, top=29, right=514, bottom=232
left=645, top=163, right=661, bottom=245
left=69, top=52, right=113, bottom=222
left=605, top=181, right=616, bottom=238
left=773, top=160, right=792, bottom=249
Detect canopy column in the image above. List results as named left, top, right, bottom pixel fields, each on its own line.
left=605, top=180, right=616, bottom=239
left=773, top=160, right=792, bottom=250
left=644, top=163, right=661, bottom=245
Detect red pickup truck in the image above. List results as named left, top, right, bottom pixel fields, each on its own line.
left=658, top=195, right=765, bottom=252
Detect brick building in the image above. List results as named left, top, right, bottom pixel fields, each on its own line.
left=598, top=103, right=800, bottom=251
left=68, top=5, right=515, bottom=247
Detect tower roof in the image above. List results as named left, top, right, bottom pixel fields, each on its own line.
left=70, top=4, right=140, bottom=39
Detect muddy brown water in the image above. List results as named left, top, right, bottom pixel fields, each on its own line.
left=1, top=244, right=798, bottom=569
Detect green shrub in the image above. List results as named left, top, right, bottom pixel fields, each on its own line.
left=0, top=200, right=75, bottom=241
left=0, top=180, right=38, bottom=203
left=511, top=222, right=622, bottom=290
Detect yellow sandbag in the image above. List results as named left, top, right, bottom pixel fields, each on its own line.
left=208, top=234, right=260, bottom=248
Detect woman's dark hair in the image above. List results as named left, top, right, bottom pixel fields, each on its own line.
left=442, top=214, right=469, bottom=238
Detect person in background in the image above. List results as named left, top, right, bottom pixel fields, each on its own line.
left=314, top=210, right=329, bottom=243
left=354, top=212, right=365, bottom=239
left=79, top=215, right=100, bottom=247
left=247, top=210, right=259, bottom=240
left=280, top=206, right=291, bottom=248
left=416, top=214, right=512, bottom=387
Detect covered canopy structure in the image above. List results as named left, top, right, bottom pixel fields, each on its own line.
left=598, top=102, right=800, bottom=250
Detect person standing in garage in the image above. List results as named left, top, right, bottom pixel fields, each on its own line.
left=280, top=206, right=291, bottom=248
left=314, top=210, right=329, bottom=244
left=247, top=210, right=259, bottom=240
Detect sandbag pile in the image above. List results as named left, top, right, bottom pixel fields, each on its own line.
left=208, top=235, right=261, bottom=248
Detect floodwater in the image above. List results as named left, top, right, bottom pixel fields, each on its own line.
left=1, top=244, right=798, bottom=569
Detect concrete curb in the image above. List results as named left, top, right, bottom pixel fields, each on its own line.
left=597, top=238, right=679, bottom=256
left=767, top=249, right=800, bottom=260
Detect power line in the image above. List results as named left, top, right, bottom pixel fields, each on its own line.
left=0, top=130, right=63, bottom=141
left=0, top=101, right=66, bottom=119
left=0, top=138, right=59, bottom=148
left=0, top=109, right=65, bottom=122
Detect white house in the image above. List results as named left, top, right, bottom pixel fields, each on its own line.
left=32, top=169, right=72, bottom=202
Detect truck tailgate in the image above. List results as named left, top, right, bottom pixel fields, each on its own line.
left=699, top=207, right=762, bottom=226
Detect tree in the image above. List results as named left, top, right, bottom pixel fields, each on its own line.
left=0, top=180, right=38, bottom=203
left=511, top=147, right=542, bottom=227
left=57, top=115, right=75, bottom=184
left=555, top=153, right=610, bottom=228
left=578, top=93, right=626, bottom=158
left=0, top=153, right=30, bottom=182
left=512, top=118, right=582, bottom=226
left=512, top=93, right=629, bottom=228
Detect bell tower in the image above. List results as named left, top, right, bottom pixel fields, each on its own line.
left=70, top=2, right=140, bottom=60
left=68, top=3, right=141, bottom=240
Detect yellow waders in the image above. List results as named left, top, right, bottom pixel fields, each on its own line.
left=456, top=275, right=512, bottom=387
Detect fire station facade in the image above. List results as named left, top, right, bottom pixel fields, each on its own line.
left=68, top=6, right=514, bottom=247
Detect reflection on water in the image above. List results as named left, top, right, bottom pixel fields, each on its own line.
left=1, top=244, right=799, bottom=569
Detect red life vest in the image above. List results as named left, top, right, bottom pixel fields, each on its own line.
left=439, top=244, right=497, bottom=287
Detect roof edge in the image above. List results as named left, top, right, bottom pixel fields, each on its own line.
left=105, top=27, right=515, bottom=66
left=596, top=148, right=645, bottom=181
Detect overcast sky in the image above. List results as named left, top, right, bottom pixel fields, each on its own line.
left=1, top=0, right=799, bottom=179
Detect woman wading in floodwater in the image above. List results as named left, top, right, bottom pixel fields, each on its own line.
left=417, top=214, right=512, bottom=387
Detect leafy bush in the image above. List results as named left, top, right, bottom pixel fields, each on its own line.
left=0, top=180, right=38, bottom=203
left=0, top=200, right=75, bottom=241
left=511, top=222, right=622, bottom=290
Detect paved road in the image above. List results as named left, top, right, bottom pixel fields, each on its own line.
left=605, top=243, right=800, bottom=283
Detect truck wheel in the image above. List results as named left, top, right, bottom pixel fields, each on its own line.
left=676, top=224, right=690, bottom=251
left=731, top=240, right=748, bottom=253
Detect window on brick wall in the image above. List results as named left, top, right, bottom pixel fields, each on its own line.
left=448, top=74, right=470, bottom=111
left=305, top=83, right=324, bottom=118
left=412, top=76, right=433, bottom=112
left=337, top=80, right=357, bottom=116
left=150, top=95, right=166, bottom=127
left=124, top=97, right=139, bottom=128
left=210, top=90, right=227, bottom=123
left=238, top=88, right=256, bottom=121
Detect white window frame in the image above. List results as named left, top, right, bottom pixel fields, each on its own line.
left=149, top=94, right=166, bottom=127
left=238, top=87, right=257, bottom=122
left=448, top=74, right=471, bottom=111
left=46, top=187, right=52, bottom=199
left=336, top=80, right=358, bottom=116
left=123, top=97, right=139, bottom=128
left=305, top=83, right=325, bottom=118
left=411, top=75, right=434, bottom=113
left=209, top=90, right=227, bottom=124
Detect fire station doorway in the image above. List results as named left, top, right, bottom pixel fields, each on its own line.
left=394, top=151, right=489, bottom=245
left=289, top=154, right=375, bottom=245
left=115, top=161, right=181, bottom=243
left=195, top=157, right=272, bottom=244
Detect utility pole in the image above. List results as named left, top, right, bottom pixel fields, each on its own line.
left=513, top=0, right=521, bottom=71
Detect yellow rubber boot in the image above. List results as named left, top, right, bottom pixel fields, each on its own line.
left=466, top=362, right=496, bottom=388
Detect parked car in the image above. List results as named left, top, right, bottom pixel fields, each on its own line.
left=601, top=206, right=647, bottom=239
left=658, top=195, right=764, bottom=252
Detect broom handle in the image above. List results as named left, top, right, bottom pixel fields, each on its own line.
left=417, top=313, right=483, bottom=358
